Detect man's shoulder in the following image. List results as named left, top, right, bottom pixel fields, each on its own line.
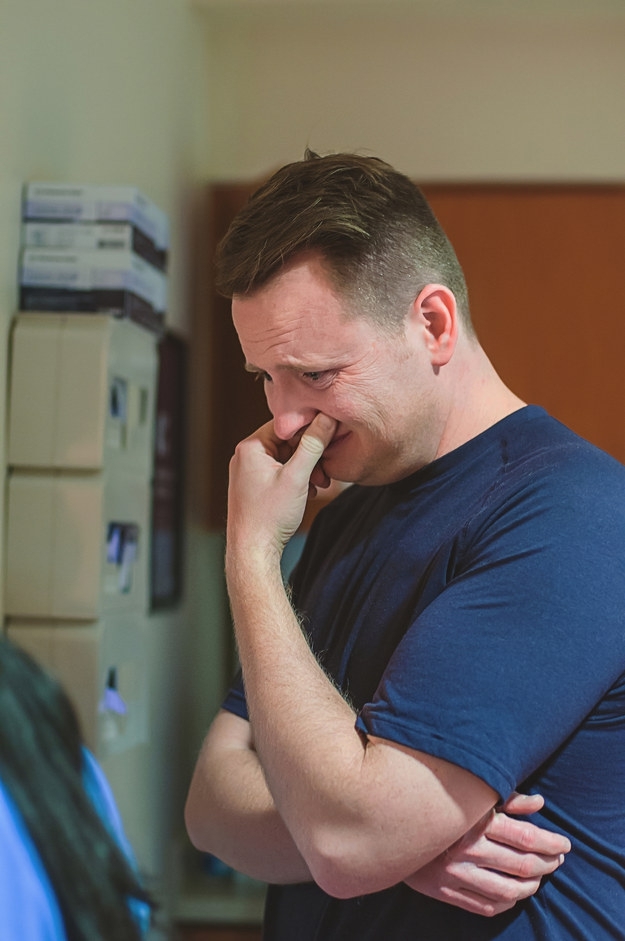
left=493, top=407, right=625, bottom=494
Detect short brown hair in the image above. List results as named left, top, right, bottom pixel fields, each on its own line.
left=215, top=150, right=472, bottom=334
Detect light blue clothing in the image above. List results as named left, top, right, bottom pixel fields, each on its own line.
left=0, top=747, right=149, bottom=940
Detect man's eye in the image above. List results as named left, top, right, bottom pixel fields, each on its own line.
left=254, top=371, right=272, bottom=383
left=302, top=370, right=337, bottom=388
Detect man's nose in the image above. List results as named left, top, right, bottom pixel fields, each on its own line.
left=266, top=383, right=316, bottom=442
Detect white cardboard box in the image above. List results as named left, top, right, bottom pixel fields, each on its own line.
left=5, top=469, right=151, bottom=620
left=22, top=221, right=168, bottom=272
left=7, top=614, right=150, bottom=758
left=8, top=313, right=157, bottom=473
left=23, top=182, right=169, bottom=257
left=19, top=248, right=167, bottom=333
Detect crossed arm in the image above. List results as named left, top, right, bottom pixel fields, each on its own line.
left=186, top=710, right=568, bottom=915
left=185, top=414, right=570, bottom=912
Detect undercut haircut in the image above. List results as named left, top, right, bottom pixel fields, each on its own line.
left=215, top=149, right=473, bottom=335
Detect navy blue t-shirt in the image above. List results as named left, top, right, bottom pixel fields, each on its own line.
left=222, top=406, right=625, bottom=940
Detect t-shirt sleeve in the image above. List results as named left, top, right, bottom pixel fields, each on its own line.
left=220, top=668, right=249, bottom=720
left=357, top=472, right=625, bottom=799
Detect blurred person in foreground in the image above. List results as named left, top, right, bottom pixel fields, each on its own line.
left=0, top=636, right=154, bottom=940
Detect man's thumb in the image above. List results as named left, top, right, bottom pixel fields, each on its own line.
left=298, top=414, right=337, bottom=460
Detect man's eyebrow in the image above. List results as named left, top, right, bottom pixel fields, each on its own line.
left=244, top=361, right=326, bottom=374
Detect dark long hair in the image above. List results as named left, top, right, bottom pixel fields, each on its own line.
left=0, top=637, right=154, bottom=941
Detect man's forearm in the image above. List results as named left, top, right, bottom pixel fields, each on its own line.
left=226, top=550, right=497, bottom=899
left=224, top=417, right=498, bottom=899
left=225, top=552, right=379, bottom=893
left=185, top=711, right=312, bottom=884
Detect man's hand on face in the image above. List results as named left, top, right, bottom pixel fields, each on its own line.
left=227, top=413, right=337, bottom=560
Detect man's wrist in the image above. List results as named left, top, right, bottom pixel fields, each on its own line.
left=225, top=540, right=284, bottom=589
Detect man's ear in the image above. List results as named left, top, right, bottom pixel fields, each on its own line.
left=410, top=284, right=459, bottom=367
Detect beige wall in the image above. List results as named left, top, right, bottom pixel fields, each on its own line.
left=0, top=0, right=216, bottom=918
left=200, top=1, right=625, bottom=182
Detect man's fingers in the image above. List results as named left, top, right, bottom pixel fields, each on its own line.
left=487, top=812, right=571, bottom=858
left=432, top=861, right=544, bottom=917
left=299, top=414, right=337, bottom=455
left=441, top=867, right=542, bottom=914
left=433, top=887, right=508, bottom=918
left=499, top=791, right=544, bottom=815
left=288, top=414, right=337, bottom=480
left=461, top=841, right=564, bottom=879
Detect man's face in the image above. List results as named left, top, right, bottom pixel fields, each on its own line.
left=231, top=254, right=441, bottom=486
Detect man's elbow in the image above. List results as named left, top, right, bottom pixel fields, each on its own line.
left=305, top=828, right=402, bottom=900
left=184, top=790, right=211, bottom=853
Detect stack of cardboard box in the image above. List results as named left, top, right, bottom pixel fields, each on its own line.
left=20, top=182, right=169, bottom=334
left=6, top=181, right=168, bottom=756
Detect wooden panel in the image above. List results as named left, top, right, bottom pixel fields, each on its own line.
left=205, top=183, right=271, bottom=530
left=422, top=184, right=625, bottom=463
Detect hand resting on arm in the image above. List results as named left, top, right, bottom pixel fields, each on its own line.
left=185, top=711, right=570, bottom=915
